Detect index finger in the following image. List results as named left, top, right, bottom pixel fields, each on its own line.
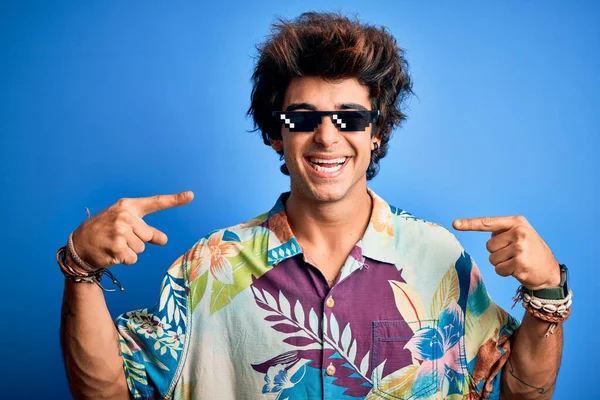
left=452, top=216, right=516, bottom=232
left=134, top=191, right=194, bottom=217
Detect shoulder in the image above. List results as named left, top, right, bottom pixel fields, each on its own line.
left=387, top=203, right=464, bottom=260
left=383, top=201, right=476, bottom=298
left=168, top=210, right=273, bottom=283
left=191, top=210, right=271, bottom=249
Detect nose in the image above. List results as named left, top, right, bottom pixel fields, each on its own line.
left=313, top=115, right=342, bottom=147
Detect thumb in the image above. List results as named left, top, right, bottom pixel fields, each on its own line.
left=148, top=227, right=169, bottom=246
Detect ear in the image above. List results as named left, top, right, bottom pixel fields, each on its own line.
left=371, top=139, right=381, bottom=151
left=270, top=139, right=283, bottom=152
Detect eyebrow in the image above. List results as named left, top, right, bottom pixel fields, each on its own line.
left=284, top=102, right=369, bottom=111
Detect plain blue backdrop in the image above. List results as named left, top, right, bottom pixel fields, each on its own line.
left=1, top=1, right=598, bottom=399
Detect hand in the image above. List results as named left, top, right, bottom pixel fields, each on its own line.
left=452, top=216, right=561, bottom=290
left=70, top=191, right=194, bottom=271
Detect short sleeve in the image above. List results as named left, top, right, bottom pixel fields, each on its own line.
left=115, top=253, right=191, bottom=399
left=463, top=256, right=520, bottom=399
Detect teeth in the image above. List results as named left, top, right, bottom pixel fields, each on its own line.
left=307, top=156, right=347, bottom=173
left=308, top=157, right=347, bottom=164
left=311, top=163, right=344, bottom=173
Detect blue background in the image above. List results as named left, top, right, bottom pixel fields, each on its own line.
left=1, top=1, right=598, bottom=398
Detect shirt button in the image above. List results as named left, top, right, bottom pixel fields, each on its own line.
left=326, top=363, right=336, bottom=376
left=326, top=296, right=335, bottom=308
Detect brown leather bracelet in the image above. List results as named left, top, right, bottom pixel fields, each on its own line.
left=57, top=246, right=124, bottom=291
left=522, top=301, right=570, bottom=337
left=522, top=301, right=571, bottom=324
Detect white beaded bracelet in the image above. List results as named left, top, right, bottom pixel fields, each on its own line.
left=521, top=290, right=572, bottom=317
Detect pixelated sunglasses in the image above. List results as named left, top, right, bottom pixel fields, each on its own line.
left=272, top=110, right=380, bottom=133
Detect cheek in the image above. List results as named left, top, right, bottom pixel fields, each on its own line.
left=284, top=134, right=309, bottom=154
left=279, top=133, right=292, bottom=154
left=353, top=138, right=373, bottom=160
left=355, top=140, right=374, bottom=171
left=281, top=135, right=304, bottom=164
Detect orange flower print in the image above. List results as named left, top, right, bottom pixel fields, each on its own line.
left=371, top=198, right=394, bottom=237
left=167, top=254, right=185, bottom=276
left=189, top=231, right=243, bottom=284
left=232, top=214, right=267, bottom=229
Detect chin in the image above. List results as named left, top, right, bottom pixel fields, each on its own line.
left=289, top=160, right=368, bottom=203
left=308, top=186, right=349, bottom=203
left=300, top=178, right=362, bottom=204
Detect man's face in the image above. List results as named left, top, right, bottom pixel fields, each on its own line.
left=274, top=76, right=379, bottom=203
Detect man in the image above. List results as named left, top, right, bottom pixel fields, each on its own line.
left=59, top=12, right=568, bottom=399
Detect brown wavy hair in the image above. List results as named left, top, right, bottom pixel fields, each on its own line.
left=247, top=12, right=413, bottom=180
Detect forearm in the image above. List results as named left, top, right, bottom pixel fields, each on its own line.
left=501, top=311, right=563, bottom=399
left=61, top=277, right=129, bottom=399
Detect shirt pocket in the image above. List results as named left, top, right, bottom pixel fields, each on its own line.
left=370, top=319, right=440, bottom=400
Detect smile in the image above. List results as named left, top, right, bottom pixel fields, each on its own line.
left=305, top=156, right=349, bottom=176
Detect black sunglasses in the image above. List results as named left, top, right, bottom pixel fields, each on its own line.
left=272, top=110, right=380, bottom=133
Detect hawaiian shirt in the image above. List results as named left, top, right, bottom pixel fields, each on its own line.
left=116, top=189, right=520, bottom=400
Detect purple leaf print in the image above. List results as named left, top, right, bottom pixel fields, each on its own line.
left=283, top=336, right=316, bottom=347
left=271, top=323, right=304, bottom=334
left=251, top=284, right=321, bottom=348
left=264, top=315, right=288, bottom=322
left=255, top=300, right=274, bottom=312
left=250, top=281, right=374, bottom=396
left=252, top=351, right=300, bottom=374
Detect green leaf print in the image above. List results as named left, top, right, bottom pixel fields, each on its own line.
left=209, top=234, right=270, bottom=315
left=190, top=271, right=209, bottom=313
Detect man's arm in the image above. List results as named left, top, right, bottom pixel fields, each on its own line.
left=59, top=191, right=194, bottom=399
left=453, top=216, right=567, bottom=398
left=501, top=313, right=563, bottom=399
left=61, top=276, right=129, bottom=399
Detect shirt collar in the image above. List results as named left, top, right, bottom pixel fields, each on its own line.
left=264, top=188, right=397, bottom=267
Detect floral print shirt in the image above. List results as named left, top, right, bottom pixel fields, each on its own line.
left=116, top=189, right=520, bottom=400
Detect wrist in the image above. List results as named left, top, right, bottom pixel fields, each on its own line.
left=57, top=246, right=124, bottom=292
left=545, top=260, right=562, bottom=288
left=524, top=261, right=561, bottom=291
left=68, top=232, right=99, bottom=272
left=525, top=264, right=569, bottom=300
left=65, top=252, right=93, bottom=275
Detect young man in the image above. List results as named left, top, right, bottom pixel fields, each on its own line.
left=60, top=12, right=568, bottom=400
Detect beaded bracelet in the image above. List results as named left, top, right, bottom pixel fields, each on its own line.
left=512, top=285, right=572, bottom=337
left=57, top=246, right=123, bottom=292
left=67, top=232, right=97, bottom=273
left=522, top=290, right=572, bottom=317
left=522, top=302, right=571, bottom=337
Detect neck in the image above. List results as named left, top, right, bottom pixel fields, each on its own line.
left=285, top=183, right=373, bottom=251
